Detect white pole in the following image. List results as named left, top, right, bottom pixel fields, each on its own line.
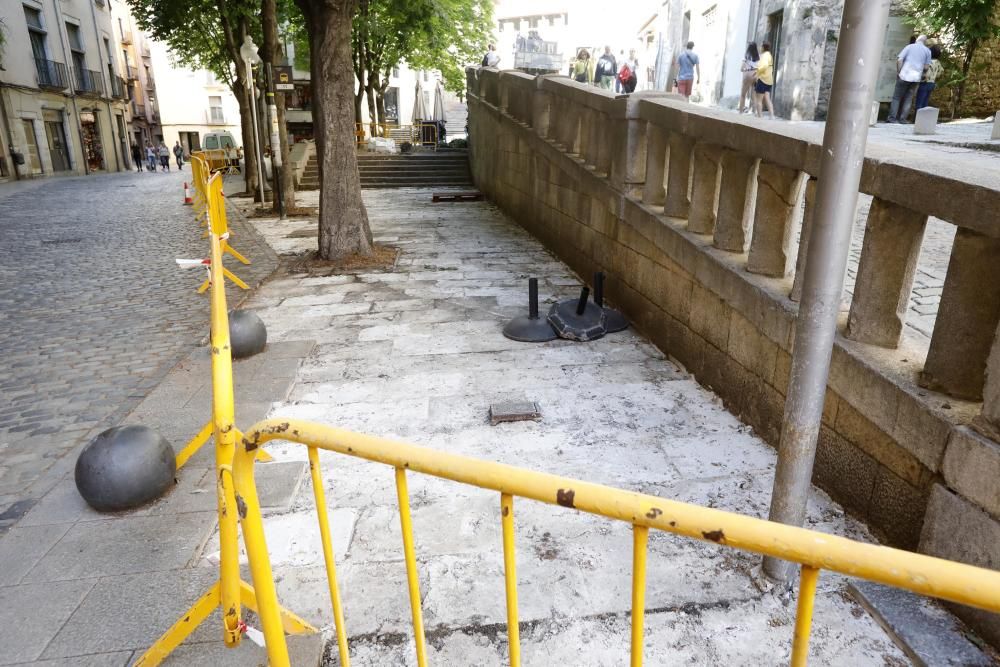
left=245, top=60, right=266, bottom=205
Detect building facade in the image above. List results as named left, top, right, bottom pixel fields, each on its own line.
left=108, top=0, right=162, bottom=153
left=149, top=41, right=242, bottom=156
left=0, top=0, right=137, bottom=181
left=639, top=0, right=911, bottom=120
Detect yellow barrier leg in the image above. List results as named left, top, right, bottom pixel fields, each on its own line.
left=395, top=468, right=429, bottom=667
left=308, top=446, right=351, bottom=665
left=239, top=579, right=317, bottom=635
left=791, top=565, right=820, bottom=667
left=133, top=581, right=221, bottom=667
left=501, top=493, right=520, bottom=667
left=175, top=420, right=213, bottom=470
left=630, top=525, right=649, bottom=667
left=222, top=267, right=250, bottom=290
left=223, top=243, right=251, bottom=265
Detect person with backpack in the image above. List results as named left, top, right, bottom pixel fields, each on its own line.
left=158, top=141, right=171, bottom=171
left=676, top=41, right=700, bottom=99
left=619, top=49, right=639, bottom=94
left=596, top=46, right=617, bottom=89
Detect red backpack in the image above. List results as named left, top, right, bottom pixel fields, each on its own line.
left=618, top=63, right=632, bottom=83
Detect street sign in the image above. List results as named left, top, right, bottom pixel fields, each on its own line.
left=273, top=66, right=294, bottom=91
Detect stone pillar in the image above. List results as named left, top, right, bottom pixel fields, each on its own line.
left=610, top=98, right=645, bottom=197
left=980, top=322, right=1000, bottom=435
left=688, top=143, right=723, bottom=235
left=664, top=132, right=693, bottom=219
left=713, top=150, right=759, bottom=253
left=920, top=229, right=1000, bottom=400
left=642, top=123, right=668, bottom=207
left=596, top=111, right=613, bottom=176
left=845, top=198, right=928, bottom=348
left=582, top=108, right=597, bottom=165
left=790, top=178, right=818, bottom=302
left=532, top=86, right=552, bottom=139
left=746, top=163, right=806, bottom=277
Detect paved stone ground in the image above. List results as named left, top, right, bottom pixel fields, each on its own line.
left=232, top=188, right=909, bottom=665
left=0, top=170, right=277, bottom=530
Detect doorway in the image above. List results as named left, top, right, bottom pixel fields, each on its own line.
left=42, top=112, right=70, bottom=172
left=766, top=10, right=784, bottom=72
left=116, top=114, right=129, bottom=169
left=178, top=131, right=200, bottom=155
left=79, top=111, right=105, bottom=171
left=22, top=120, right=43, bottom=174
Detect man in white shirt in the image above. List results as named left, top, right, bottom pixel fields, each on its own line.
left=887, top=35, right=931, bottom=123
left=484, top=44, right=501, bottom=68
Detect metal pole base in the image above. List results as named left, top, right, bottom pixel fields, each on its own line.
left=548, top=288, right=608, bottom=341
left=503, top=315, right=558, bottom=342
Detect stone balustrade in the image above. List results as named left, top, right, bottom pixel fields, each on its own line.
left=467, top=67, right=1000, bottom=645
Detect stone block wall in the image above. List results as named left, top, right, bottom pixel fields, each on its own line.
left=467, top=67, right=1000, bottom=644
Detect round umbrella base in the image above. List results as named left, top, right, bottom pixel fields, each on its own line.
left=503, top=315, right=559, bottom=342
left=603, top=308, right=629, bottom=333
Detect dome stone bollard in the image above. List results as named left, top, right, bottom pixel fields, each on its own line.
left=75, top=425, right=177, bottom=512
left=229, top=309, right=267, bottom=359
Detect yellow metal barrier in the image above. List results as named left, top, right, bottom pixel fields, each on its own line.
left=134, top=163, right=308, bottom=665
left=230, top=418, right=1000, bottom=667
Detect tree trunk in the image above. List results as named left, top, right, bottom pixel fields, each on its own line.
left=365, top=78, right=377, bottom=137
left=354, top=82, right=364, bottom=126
left=262, top=0, right=296, bottom=211
left=954, top=41, right=978, bottom=119
left=376, top=77, right=388, bottom=133
left=235, top=81, right=258, bottom=197
left=296, top=0, right=373, bottom=260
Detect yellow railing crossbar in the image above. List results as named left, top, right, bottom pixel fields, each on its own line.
left=230, top=418, right=1000, bottom=667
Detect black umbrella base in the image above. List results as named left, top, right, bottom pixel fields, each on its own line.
left=503, top=315, right=559, bottom=342
left=548, top=299, right=607, bottom=342
left=603, top=307, right=629, bottom=333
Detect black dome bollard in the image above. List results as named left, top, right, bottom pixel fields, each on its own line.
left=548, top=286, right=607, bottom=341
left=229, top=309, right=267, bottom=359
left=503, top=278, right=558, bottom=342
left=75, top=425, right=177, bottom=512
left=593, top=272, right=628, bottom=333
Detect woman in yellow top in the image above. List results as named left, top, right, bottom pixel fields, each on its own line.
left=571, top=49, right=591, bottom=84
left=754, top=41, right=775, bottom=119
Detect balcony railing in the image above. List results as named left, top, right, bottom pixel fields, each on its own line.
left=121, top=30, right=133, bottom=45
left=75, top=68, right=105, bottom=96
left=144, top=78, right=156, bottom=92
left=110, top=76, right=128, bottom=99
left=208, top=108, right=225, bottom=124
left=34, top=58, right=69, bottom=91
left=126, top=64, right=138, bottom=81
left=132, top=102, right=145, bottom=118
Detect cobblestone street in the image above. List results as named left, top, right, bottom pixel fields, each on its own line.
left=0, top=171, right=277, bottom=529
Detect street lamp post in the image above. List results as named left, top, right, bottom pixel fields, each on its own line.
left=240, top=35, right=266, bottom=206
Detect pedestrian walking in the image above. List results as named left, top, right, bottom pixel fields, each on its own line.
left=914, top=43, right=943, bottom=114
left=145, top=142, right=157, bottom=172
left=571, top=49, right=591, bottom=84
left=619, top=49, right=639, bottom=94
left=738, top=42, right=759, bottom=114
left=130, top=143, right=143, bottom=172
left=482, top=43, right=500, bottom=68
left=753, top=41, right=775, bottom=119
left=158, top=141, right=170, bottom=171
left=596, top=47, right=617, bottom=90
left=676, top=42, right=700, bottom=99
left=173, top=141, right=184, bottom=170
left=887, top=35, right=931, bottom=123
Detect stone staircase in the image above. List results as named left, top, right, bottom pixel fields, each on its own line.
left=299, top=149, right=473, bottom=189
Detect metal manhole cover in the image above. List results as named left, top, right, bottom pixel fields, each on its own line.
left=489, top=401, right=541, bottom=426
left=42, top=238, right=83, bottom=245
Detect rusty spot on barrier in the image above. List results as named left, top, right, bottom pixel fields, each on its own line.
left=235, top=495, right=248, bottom=519
left=556, top=488, right=576, bottom=508
left=502, top=505, right=510, bottom=517
left=226, top=605, right=237, bottom=618
left=669, top=520, right=677, bottom=527
left=220, top=424, right=233, bottom=433
left=702, top=529, right=726, bottom=544
left=646, top=507, right=662, bottom=520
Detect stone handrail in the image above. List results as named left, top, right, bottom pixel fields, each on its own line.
left=467, top=67, right=1000, bottom=430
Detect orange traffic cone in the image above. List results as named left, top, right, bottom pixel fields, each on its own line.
left=183, top=182, right=193, bottom=205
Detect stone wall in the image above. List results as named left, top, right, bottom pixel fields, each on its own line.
left=930, top=36, right=1000, bottom=118
left=467, top=67, right=1000, bottom=644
